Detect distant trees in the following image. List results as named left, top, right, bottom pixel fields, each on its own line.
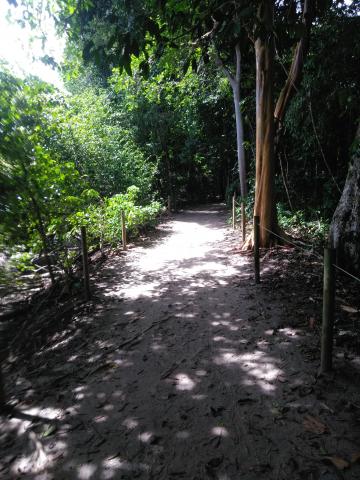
left=3, top=0, right=360, bottom=267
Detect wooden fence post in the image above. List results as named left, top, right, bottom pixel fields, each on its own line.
left=241, top=202, right=246, bottom=242
left=232, top=193, right=236, bottom=230
left=121, top=210, right=127, bottom=251
left=167, top=195, right=171, bottom=214
left=320, top=247, right=336, bottom=373
left=81, top=226, right=91, bottom=301
left=254, top=216, right=260, bottom=284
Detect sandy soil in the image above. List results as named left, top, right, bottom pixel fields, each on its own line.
left=1, top=205, right=360, bottom=480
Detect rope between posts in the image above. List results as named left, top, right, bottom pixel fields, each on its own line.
left=259, top=223, right=323, bottom=261
left=258, top=222, right=360, bottom=283
left=332, top=264, right=360, bottom=284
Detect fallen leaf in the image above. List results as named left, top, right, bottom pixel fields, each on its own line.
left=303, top=415, right=327, bottom=434
left=41, top=424, right=57, bottom=438
left=323, top=456, right=349, bottom=470
left=351, top=451, right=360, bottom=463
left=340, top=304, right=358, bottom=314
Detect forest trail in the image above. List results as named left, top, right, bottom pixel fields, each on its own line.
left=2, top=205, right=360, bottom=480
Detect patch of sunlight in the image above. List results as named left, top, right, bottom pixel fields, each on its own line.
left=78, top=463, right=97, bottom=479
left=213, top=349, right=283, bottom=393
left=279, top=327, right=299, bottom=338
left=211, top=426, right=229, bottom=437
left=213, top=336, right=227, bottom=342
left=175, top=313, right=195, bottom=319
left=138, top=431, right=154, bottom=443
left=122, top=282, right=159, bottom=299
left=101, top=457, right=150, bottom=476
left=47, top=335, right=74, bottom=351
left=87, top=354, right=102, bottom=363
left=122, top=417, right=139, bottom=430
left=174, top=373, right=196, bottom=391
left=195, top=369, right=207, bottom=376
left=25, top=406, right=64, bottom=420
left=112, top=390, right=124, bottom=398
left=192, top=394, right=207, bottom=400
left=68, top=354, right=79, bottom=362
left=74, top=385, right=85, bottom=392
left=151, top=343, right=166, bottom=351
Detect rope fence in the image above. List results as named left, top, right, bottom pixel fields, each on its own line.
left=0, top=209, right=131, bottom=411
left=252, top=215, right=360, bottom=374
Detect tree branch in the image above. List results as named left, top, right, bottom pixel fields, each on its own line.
left=214, top=49, right=236, bottom=87
left=274, top=0, right=313, bottom=128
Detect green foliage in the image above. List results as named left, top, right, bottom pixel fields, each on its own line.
left=277, top=204, right=329, bottom=243
left=0, top=66, right=163, bottom=278
left=48, top=85, right=156, bottom=198
left=277, top=9, right=360, bottom=218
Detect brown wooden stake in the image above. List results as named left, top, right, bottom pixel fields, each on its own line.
left=81, top=226, right=91, bottom=301
left=241, top=202, right=246, bottom=242
left=320, top=247, right=336, bottom=373
left=254, top=216, right=260, bottom=284
left=232, top=193, right=236, bottom=230
left=121, top=210, right=127, bottom=251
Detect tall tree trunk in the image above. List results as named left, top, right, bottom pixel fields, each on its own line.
left=233, top=82, right=247, bottom=198
left=215, top=43, right=247, bottom=198
left=253, top=0, right=276, bottom=246
left=329, top=125, right=360, bottom=273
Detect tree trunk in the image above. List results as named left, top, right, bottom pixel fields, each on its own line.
left=329, top=125, right=360, bottom=273
left=253, top=0, right=276, bottom=247
left=215, top=43, right=247, bottom=199
left=233, top=86, right=247, bottom=198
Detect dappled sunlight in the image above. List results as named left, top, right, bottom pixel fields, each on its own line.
left=138, top=431, right=155, bottom=443
left=213, top=348, right=284, bottom=393
left=2, top=206, right=359, bottom=480
left=173, top=372, right=197, bottom=391
left=122, top=417, right=139, bottom=430
left=78, top=463, right=97, bottom=480
left=211, top=426, right=230, bottom=437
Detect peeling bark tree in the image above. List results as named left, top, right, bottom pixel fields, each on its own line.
left=274, top=0, right=313, bottom=130
left=330, top=125, right=360, bottom=274
left=249, top=0, right=313, bottom=247
left=216, top=43, right=247, bottom=198
left=253, top=0, right=276, bottom=246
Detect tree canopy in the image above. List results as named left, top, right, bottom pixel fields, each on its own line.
left=1, top=0, right=359, bottom=275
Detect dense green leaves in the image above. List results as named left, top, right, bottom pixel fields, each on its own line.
left=0, top=65, right=162, bottom=278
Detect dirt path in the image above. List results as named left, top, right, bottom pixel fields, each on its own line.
left=1, top=205, right=360, bottom=479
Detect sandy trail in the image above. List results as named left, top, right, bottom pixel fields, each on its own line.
left=1, top=205, right=360, bottom=480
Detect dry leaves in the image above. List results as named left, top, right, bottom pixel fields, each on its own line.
left=351, top=451, right=360, bottom=464
left=303, top=415, right=328, bottom=434
left=321, top=450, right=360, bottom=471
left=323, top=456, right=350, bottom=470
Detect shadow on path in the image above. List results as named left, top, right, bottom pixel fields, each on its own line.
left=1, top=204, right=360, bottom=480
